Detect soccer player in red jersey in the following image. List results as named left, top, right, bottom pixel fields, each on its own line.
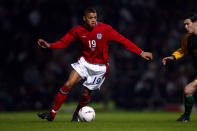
left=37, top=8, right=153, bottom=121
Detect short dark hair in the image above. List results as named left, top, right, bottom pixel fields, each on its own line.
left=184, top=13, right=197, bottom=22
left=84, top=7, right=97, bottom=16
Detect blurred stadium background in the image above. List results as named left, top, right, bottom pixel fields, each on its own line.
left=1, top=0, right=197, bottom=112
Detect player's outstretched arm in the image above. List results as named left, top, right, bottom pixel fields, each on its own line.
left=140, top=52, right=153, bottom=61
left=37, top=39, right=50, bottom=48
left=162, top=56, right=174, bottom=66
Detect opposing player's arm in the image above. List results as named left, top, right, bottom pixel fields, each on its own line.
left=162, top=48, right=186, bottom=66
left=162, top=55, right=175, bottom=66
left=162, top=34, right=189, bottom=66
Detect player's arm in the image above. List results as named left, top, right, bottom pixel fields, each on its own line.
left=107, top=26, right=153, bottom=61
left=38, top=39, right=50, bottom=48
left=38, top=32, right=76, bottom=49
left=162, top=48, right=185, bottom=66
left=162, top=55, right=176, bottom=66
left=162, top=34, right=189, bottom=66
left=140, top=51, right=153, bottom=61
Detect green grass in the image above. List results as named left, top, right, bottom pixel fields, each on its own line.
left=0, top=111, right=197, bottom=131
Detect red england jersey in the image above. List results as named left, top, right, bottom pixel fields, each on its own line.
left=50, top=22, right=143, bottom=64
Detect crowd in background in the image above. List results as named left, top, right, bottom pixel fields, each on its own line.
left=1, top=0, right=197, bottom=111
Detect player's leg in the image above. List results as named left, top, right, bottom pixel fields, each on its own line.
left=69, top=57, right=108, bottom=122
left=176, top=80, right=197, bottom=122
left=71, top=87, right=92, bottom=121
left=38, top=70, right=82, bottom=121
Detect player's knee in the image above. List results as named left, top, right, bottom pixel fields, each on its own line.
left=83, top=88, right=91, bottom=97
left=184, top=88, right=193, bottom=96
left=64, top=81, right=73, bottom=88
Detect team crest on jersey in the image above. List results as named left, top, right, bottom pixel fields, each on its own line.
left=97, top=33, right=102, bottom=40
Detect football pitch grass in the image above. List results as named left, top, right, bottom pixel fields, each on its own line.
left=0, top=111, right=197, bottom=131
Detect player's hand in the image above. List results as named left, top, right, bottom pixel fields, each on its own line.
left=37, top=39, right=50, bottom=48
left=140, top=52, right=153, bottom=61
left=162, top=56, right=174, bottom=66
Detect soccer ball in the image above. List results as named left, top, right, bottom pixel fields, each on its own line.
left=78, top=106, right=95, bottom=122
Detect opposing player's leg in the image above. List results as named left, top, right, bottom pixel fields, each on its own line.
left=176, top=80, right=197, bottom=122
left=71, top=87, right=92, bottom=121
left=38, top=70, right=82, bottom=121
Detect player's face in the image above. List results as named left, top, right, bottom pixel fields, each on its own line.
left=184, top=19, right=197, bottom=34
left=83, top=12, right=97, bottom=29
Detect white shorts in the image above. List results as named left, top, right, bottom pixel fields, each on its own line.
left=71, top=57, right=107, bottom=90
